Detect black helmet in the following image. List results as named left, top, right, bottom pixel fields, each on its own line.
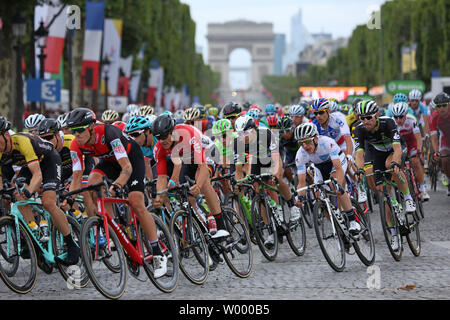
left=152, top=114, right=176, bottom=140
left=223, top=102, right=241, bottom=116
left=277, top=116, right=293, bottom=130
left=66, top=108, right=95, bottom=128
left=242, top=101, right=251, bottom=109
left=352, top=98, right=363, bottom=109
left=0, top=117, right=11, bottom=133
left=38, top=118, right=61, bottom=135
left=433, top=92, right=450, bottom=105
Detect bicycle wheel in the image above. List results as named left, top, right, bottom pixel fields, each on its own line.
left=80, top=216, right=127, bottom=300
left=300, top=199, right=313, bottom=229
left=405, top=211, right=421, bottom=257
left=430, top=160, right=438, bottom=191
left=377, top=191, right=403, bottom=261
left=406, top=170, right=424, bottom=220
left=53, top=215, right=90, bottom=289
left=169, top=210, right=209, bottom=285
left=142, top=213, right=179, bottom=293
left=251, top=195, right=278, bottom=261
left=313, top=200, right=346, bottom=272
left=221, top=206, right=253, bottom=278
left=351, top=199, right=375, bottom=266
left=0, top=216, right=38, bottom=294
left=281, top=199, right=306, bottom=256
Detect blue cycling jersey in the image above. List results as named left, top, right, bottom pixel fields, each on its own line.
left=141, top=136, right=158, bottom=158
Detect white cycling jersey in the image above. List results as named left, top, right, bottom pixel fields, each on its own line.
left=312, top=112, right=352, bottom=152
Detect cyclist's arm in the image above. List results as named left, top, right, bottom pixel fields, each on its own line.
left=391, top=142, right=403, bottom=166
left=296, top=172, right=307, bottom=198
left=430, top=133, right=439, bottom=154
left=344, top=135, right=353, bottom=156
left=415, top=131, right=423, bottom=152
left=423, top=114, right=430, bottom=135
left=355, top=149, right=365, bottom=171
left=113, top=156, right=133, bottom=188
left=331, top=157, right=345, bottom=186
left=27, top=161, right=43, bottom=194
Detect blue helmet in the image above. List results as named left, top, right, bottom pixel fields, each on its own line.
left=393, top=93, right=408, bottom=103
left=311, top=98, right=329, bottom=112
left=265, top=104, right=276, bottom=114
left=125, top=115, right=152, bottom=133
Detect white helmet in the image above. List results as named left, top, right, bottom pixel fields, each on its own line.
left=391, top=102, right=409, bottom=117
left=57, top=113, right=69, bottom=128
left=24, top=114, right=45, bottom=129
left=235, top=115, right=256, bottom=132
left=294, top=122, right=318, bottom=141
left=409, top=89, right=422, bottom=101
left=101, top=109, right=119, bottom=122
left=183, top=108, right=201, bottom=122
left=146, top=114, right=157, bottom=126
left=289, top=104, right=306, bottom=116
left=126, top=104, right=140, bottom=115
left=138, top=105, right=154, bottom=116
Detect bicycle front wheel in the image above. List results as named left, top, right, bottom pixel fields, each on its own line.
left=80, top=216, right=127, bottom=300
left=377, top=191, right=403, bottom=261
left=221, top=206, right=253, bottom=278
left=251, top=195, right=278, bottom=261
left=169, top=210, right=209, bottom=285
left=0, top=216, right=38, bottom=294
left=281, top=199, right=306, bottom=256
left=405, top=212, right=421, bottom=257
left=313, top=200, right=345, bottom=272
left=351, top=199, right=375, bottom=266
left=53, top=215, right=90, bottom=288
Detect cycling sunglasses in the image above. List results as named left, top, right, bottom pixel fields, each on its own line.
left=70, top=124, right=90, bottom=134
left=436, top=103, right=449, bottom=108
left=393, top=115, right=405, bottom=119
left=129, top=130, right=144, bottom=138
left=360, top=114, right=375, bottom=121
left=299, top=138, right=314, bottom=146
left=313, top=110, right=327, bottom=116
left=40, top=134, right=55, bottom=141
left=225, top=113, right=239, bottom=119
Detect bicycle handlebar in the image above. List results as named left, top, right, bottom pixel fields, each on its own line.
left=296, top=178, right=334, bottom=193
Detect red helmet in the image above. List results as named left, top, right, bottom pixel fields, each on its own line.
left=112, top=121, right=126, bottom=132
left=240, top=111, right=247, bottom=116
left=266, top=115, right=278, bottom=128
left=250, top=104, right=260, bottom=110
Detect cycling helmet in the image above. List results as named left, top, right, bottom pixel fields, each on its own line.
left=195, top=105, right=207, bottom=118
left=329, top=100, right=338, bottom=112
left=265, top=104, right=276, bottom=114
left=57, top=113, right=69, bottom=128
left=235, top=115, right=256, bottom=132
left=277, top=116, right=293, bottom=130
left=101, top=109, right=119, bottom=123
left=339, top=104, right=350, bottom=115
left=184, top=107, right=201, bottom=122
left=249, top=104, right=261, bottom=110
left=223, top=102, right=242, bottom=117
left=0, top=117, right=12, bottom=133
left=112, top=121, right=126, bottom=132
left=160, top=111, right=173, bottom=116
left=247, top=108, right=261, bottom=119
left=125, top=115, right=152, bottom=133
left=208, top=107, right=219, bottom=117
left=138, top=105, right=154, bottom=116
left=356, top=100, right=379, bottom=115
left=242, top=101, right=251, bottom=109
left=152, top=114, right=176, bottom=139
left=433, top=92, right=450, bottom=105
left=66, top=108, right=96, bottom=128
left=393, top=93, right=408, bottom=103
left=311, top=98, right=329, bottom=112
left=282, top=105, right=290, bottom=115
left=38, top=118, right=61, bottom=135
left=294, top=122, right=319, bottom=141
left=352, top=98, right=363, bottom=110
left=24, top=114, right=45, bottom=129
left=212, top=119, right=232, bottom=135
left=146, top=114, right=157, bottom=127
left=391, top=102, right=409, bottom=117
left=126, top=104, right=140, bottom=114
left=289, top=104, right=306, bottom=116
left=266, top=115, right=278, bottom=127
left=408, top=89, right=422, bottom=101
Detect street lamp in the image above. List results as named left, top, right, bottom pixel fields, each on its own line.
left=12, top=12, right=26, bottom=132
left=34, top=19, right=48, bottom=113
left=102, top=56, right=110, bottom=109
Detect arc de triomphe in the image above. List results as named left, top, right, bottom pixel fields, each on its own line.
left=207, top=20, right=275, bottom=96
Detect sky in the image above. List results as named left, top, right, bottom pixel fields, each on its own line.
left=180, top=0, right=387, bottom=89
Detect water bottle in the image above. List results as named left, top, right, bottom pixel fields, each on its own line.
left=207, top=213, right=217, bottom=235
left=124, top=224, right=137, bottom=243
left=28, top=221, right=40, bottom=238
left=39, top=220, right=49, bottom=243
left=117, top=204, right=128, bottom=225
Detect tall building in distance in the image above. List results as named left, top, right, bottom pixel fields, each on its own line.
left=273, top=34, right=286, bottom=75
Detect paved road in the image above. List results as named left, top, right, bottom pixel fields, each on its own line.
left=1, top=179, right=449, bottom=302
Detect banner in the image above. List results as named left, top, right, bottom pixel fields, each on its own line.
left=117, top=55, right=133, bottom=97
left=401, top=43, right=417, bottom=74
left=146, top=60, right=160, bottom=105
left=101, top=18, right=123, bottom=96
left=34, top=4, right=49, bottom=78
left=27, top=78, right=61, bottom=102
left=129, top=70, right=141, bottom=102
left=44, top=2, right=67, bottom=74
left=80, top=1, right=105, bottom=90
left=299, top=86, right=367, bottom=101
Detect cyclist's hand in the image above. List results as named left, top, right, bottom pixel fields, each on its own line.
left=108, top=185, right=117, bottom=197
left=190, top=184, right=201, bottom=197
left=355, top=169, right=365, bottom=182
left=61, top=199, right=71, bottom=211
left=390, top=162, right=400, bottom=175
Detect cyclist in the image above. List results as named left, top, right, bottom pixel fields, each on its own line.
left=391, top=102, right=430, bottom=201
left=293, top=122, right=361, bottom=235
left=353, top=100, right=416, bottom=250
left=137, top=105, right=154, bottom=117
left=277, top=116, right=299, bottom=185
left=66, top=108, right=168, bottom=277
left=429, top=92, right=450, bottom=196
left=101, top=109, right=120, bottom=124
left=151, top=114, right=229, bottom=238
left=222, top=102, right=242, bottom=130
left=260, top=104, right=277, bottom=128
left=57, top=113, right=72, bottom=135
left=24, top=114, right=45, bottom=135
left=0, top=117, right=80, bottom=266
left=408, top=89, right=430, bottom=136
left=233, top=115, right=300, bottom=247
left=122, top=104, right=140, bottom=123
left=289, top=103, right=309, bottom=127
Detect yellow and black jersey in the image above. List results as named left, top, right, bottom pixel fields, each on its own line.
left=59, top=133, right=74, bottom=168
left=346, top=113, right=361, bottom=139
left=0, top=133, right=54, bottom=171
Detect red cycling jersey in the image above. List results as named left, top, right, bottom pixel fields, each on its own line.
left=429, top=110, right=450, bottom=150
left=153, top=124, right=209, bottom=175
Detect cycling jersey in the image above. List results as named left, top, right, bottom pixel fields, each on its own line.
left=279, top=129, right=300, bottom=165
left=429, top=110, right=450, bottom=151
left=70, top=123, right=132, bottom=172
left=312, top=112, right=351, bottom=151
left=58, top=132, right=75, bottom=182
left=140, top=135, right=158, bottom=159
left=386, top=102, right=428, bottom=126
left=354, top=117, right=401, bottom=153
left=395, top=114, right=420, bottom=155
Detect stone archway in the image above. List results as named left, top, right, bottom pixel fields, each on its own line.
left=207, top=20, right=275, bottom=96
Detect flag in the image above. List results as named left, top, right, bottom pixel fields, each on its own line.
left=146, top=60, right=160, bottom=105
left=80, top=1, right=105, bottom=90
left=34, top=4, right=49, bottom=78
left=44, top=2, right=67, bottom=74
left=117, top=55, right=133, bottom=97
left=155, top=66, right=164, bottom=109
left=129, top=70, right=141, bottom=102
left=101, top=18, right=123, bottom=96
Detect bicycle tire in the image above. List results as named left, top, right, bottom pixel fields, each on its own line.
left=0, top=216, right=38, bottom=294
left=406, top=169, right=425, bottom=220
left=80, top=216, right=127, bottom=300
left=53, top=215, right=90, bottom=289
left=221, top=206, right=253, bottom=278
left=312, top=200, right=345, bottom=272
left=377, top=191, right=403, bottom=261
left=251, top=195, right=278, bottom=261
left=405, top=210, right=421, bottom=257
left=301, top=200, right=313, bottom=229
left=142, top=213, right=179, bottom=293
left=169, top=209, right=209, bottom=285
left=351, top=199, right=375, bottom=266
left=281, top=199, right=306, bottom=256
